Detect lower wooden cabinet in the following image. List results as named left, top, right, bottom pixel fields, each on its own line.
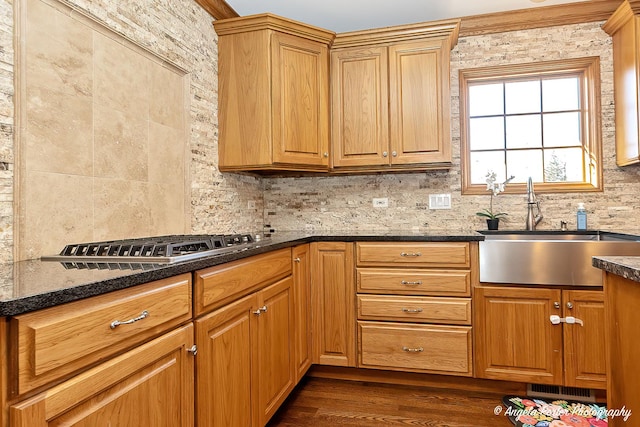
left=358, top=321, right=472, bottom=375
left=310, top=242, right=356, bottom=367
left=603, top=271, right=640, bottom=427
left=474, top=286, right=605, bottom=388
left=195, top=277, right=295, bottom=427
left=293, top=244, right=312, bottom=381
left=10, top=324, right=195, bottom=427
left=562, top=290, right=607, bottom=388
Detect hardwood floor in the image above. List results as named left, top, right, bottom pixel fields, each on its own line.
left=268, top=377, right=514, bottom=426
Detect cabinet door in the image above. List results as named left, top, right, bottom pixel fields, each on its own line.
left=195, top=295, right=256, bottom=427
left=272, top=32, right=329, bottom=168
left=331, top=46, right=389, bottom=167
left=310, top=242, right=356, bottom=367
left=604, top=3, right=640, bottom=166
left=256, top=277, right=296, bottom=426
left=563, top=290, right=606, bottom=389
left=10, top=325, right=194, bottom=427
left=475, top=286, right=563, bottom=384
left=293, top=244, right=312, bottom=381
left=389, top=38, right=451, bottom=164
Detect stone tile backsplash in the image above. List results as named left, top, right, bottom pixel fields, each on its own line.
left=0, top=0, right=264, bottom=262
left=264, top=22, right=640, bottom=234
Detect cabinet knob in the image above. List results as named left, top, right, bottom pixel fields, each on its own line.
left=382, top=151, right=388, bottom=157
left=392, top=151, right=397, bottom=157
left=323, top=152, right=328, bottom=158
left=252, top=306, right=267, bottom=315
left=293, top=257, right=301, bottom=263
left=187, top=345, right=198, bottom=356
left=566, top=302, right=574, bottom=309
left=554, top=302, right=560, bottom=309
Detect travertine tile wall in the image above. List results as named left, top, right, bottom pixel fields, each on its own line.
left=0, top=0, right=264, bottom=262
left=264, top=22, right=640, bottom=233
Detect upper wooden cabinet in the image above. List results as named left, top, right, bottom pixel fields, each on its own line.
left=214, top=14, right=335, bottom=172
left=331, top=20, right=460, bottom=172
left=604, top=1, right=640, bottom=166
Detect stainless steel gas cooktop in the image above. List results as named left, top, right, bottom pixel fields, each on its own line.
left=41, top=233, right=266, bottom=270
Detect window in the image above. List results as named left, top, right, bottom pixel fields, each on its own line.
left=460, top=57, right=602, bottom=194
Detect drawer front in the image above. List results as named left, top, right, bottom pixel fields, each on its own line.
left=358, top=321, right=472, bottom=375
left=357, top=269, right=470, bottom=296
left=14, top=273, right=192, bottom=394
left=357, top=295, right=471, bottom=325
left=356, top=242, right=470, bottom=267
left=195, top=248, right=292, bottom=316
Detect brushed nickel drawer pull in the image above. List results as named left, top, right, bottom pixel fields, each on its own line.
left=402, top=308, right=423, bottom=313
left=400, top=252, right=422, bottom=257
left=110, top=310, right=149, bottom=329
left=187, top=345, right=198, bottom=356
left=402, top=346, right=424, bottom=353
left=401, top=280, right=423, bottom=286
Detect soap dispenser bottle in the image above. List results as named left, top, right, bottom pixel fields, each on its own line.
left=576, top=203, right=587, bottom=230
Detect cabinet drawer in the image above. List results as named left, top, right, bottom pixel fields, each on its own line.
left=358, top=321, right=472, bottom=375
left=357, top=269, right=470, bottom=296
left=13, top=274, right=192, bottom=394
left=356, top=242, right=470, bottom=267
left=357, top=295, right=471, bottom=325
left=194, top=248, right=292, bottom=316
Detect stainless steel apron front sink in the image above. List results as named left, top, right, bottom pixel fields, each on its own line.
left=478, top=231, right=640, bottom=286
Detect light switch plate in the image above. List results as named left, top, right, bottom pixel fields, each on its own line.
left=429, top=194, right=451, bottom=210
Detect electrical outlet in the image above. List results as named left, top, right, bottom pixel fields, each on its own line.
left=429, top=194, right=451, bottom=210
left=247, top=200, right=256, bottom=209
left=372, top=197, right=389, bottom=208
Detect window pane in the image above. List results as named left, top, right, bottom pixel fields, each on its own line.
left=543, top=112, right=581, bottom=147
left=470, top=117, right=505, bottom=150
left=505, top=80, right=541, bottom=114
left=507, top=149, right=543, bottom=182
left=469, top=83, right=504, bottom=116
left=469, top=151, right=506, bottom=184
left=506, top=115, right=542, bottom=149
left=542, top=77, right=580, bottom=112
left=544, top=148, right=584, bottom=182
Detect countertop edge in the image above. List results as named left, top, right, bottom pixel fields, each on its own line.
left=1, top=233, right=483, bottom=316
left=593, top=256, right=640, bottom=284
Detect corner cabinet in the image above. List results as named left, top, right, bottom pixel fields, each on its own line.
left=604, top=0, right=640, bottom=166
left=330, top=20, right=460, bottom=172
left=214, top=14, right=335, bottom=173
left=474, top=286, right=606, bottom=389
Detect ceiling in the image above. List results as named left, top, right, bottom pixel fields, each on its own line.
left=225, top=0, right=590, bottom=33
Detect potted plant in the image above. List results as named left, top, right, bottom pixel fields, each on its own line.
left=476, top=171, right=514, bottom=230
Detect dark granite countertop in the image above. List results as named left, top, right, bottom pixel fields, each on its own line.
left=0, top=230, right=484, bottom=316
left=593, top=256, right=640, bottom=283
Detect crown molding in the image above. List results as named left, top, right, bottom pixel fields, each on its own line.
left=197, top=0, right=622, bottom=38
left=194, top=0, right=238, bottom=20
left=460, top=0, right=622, bottom=37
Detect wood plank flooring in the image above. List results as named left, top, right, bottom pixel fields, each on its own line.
left=268, top=377, right=515, bottom=426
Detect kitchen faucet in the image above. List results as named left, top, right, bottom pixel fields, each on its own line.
left=525, top=177, right=543, bottom=231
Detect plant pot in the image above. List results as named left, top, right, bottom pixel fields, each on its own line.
left=486, top=218, right=500, bottom=230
